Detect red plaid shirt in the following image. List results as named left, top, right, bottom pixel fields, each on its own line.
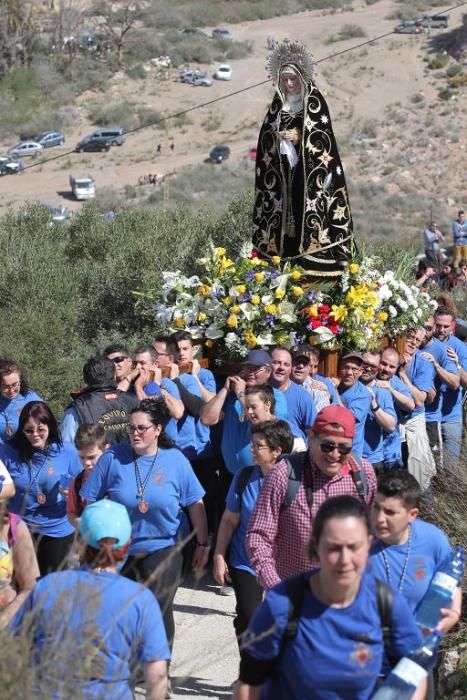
left=246, top=455, right=376, bottom=590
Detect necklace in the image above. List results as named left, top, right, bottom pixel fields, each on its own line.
left=381, top=523, right=412, bottom=592
left=133, top=448, right=159, bottom=513
left=28, top=450, right=50, bottom=504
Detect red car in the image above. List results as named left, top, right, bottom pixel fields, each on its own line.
left=248, top=146, right=257, bottom=160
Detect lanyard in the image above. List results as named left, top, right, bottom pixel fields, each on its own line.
left=133, top=449, right=159, bottom=514
left=28, top=452, right=50, bottom=504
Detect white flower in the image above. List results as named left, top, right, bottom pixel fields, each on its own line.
left=383, top=271, right=395, bottom=281
left=389, top=305, right=397, bottom=318
left=224, top=333, right=238, bottom=347
left=378, top=284, right=392, bottom=301
left=415, top=308, right=423, bottom=319
left=396, top=298, right=408, bottom=311
left=205, top=324, right=225, bottom=340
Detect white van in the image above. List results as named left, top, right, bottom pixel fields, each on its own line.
left=70, top=175, right=95, bottom=200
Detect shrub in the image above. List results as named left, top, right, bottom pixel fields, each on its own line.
left=126, top=63, right=147, bottom=80
left=326, top=24, right=366, bottom=43
left=428, top=54, right=450, bottom=70
left=87, top=101, right=137, bottom=131
left=449, top=73, right=467, bottom=88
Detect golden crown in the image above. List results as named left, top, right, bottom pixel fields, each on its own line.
left=267, top=40, right=315, bottom=84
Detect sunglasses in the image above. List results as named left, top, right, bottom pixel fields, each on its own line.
left=110, top=355, right=128, bottom=364
left=127, top=424, right=155, bottom=435
left=318, top=440, right=352, bottom=455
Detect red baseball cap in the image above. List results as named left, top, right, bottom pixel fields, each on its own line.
left=312, top=405, right=355, bottom=439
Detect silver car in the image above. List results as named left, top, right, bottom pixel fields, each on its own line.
left=35, top=131, right=65, bottom=148
left=191, top=73, right=213, bottom=87
left=8, top=141, right=44, bottom=157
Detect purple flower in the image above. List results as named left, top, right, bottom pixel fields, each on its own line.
left=245, top=271, right=256, bottom=282
left=239, top=292, right=252, bottom=303
left=266, top=314, right=275, bottom=328
left=307, top=291, right=318, bottom=301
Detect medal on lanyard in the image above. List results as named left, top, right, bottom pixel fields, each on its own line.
left=28, top=453, right=49, bottom=506
left=134, top=449, right=159, bottom=515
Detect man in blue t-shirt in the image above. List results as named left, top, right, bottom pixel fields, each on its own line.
left=271, top=347, right=317, bottom=450
left=397, top=328, right=436, bottom=492
left=335, top=352, right=372, bottom=458
left=290, top=345, right=338, bottom=409
left=433, top=307, right=467, bottom=460
left=375, top=348, right=415, bottom=469
left=418, top=316, right=460, bottom=465
left=360, top=351, right=397, bottom=472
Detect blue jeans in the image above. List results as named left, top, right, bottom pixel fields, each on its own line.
left=441, top=420, right=463, bottom=460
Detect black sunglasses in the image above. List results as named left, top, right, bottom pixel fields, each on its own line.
left=318, top=440, right=352, bottom=455
left=110, top=355, right=128, bottom=364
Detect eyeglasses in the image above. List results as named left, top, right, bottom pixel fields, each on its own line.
left=110, top=355, right=128, bottom=364
left=1, top=381, right=20, bottom=392
left=24, top=426, right=48, bottom=435
left=154, top=351, right=169, bottom=357
left=318, top=440, right=352, bottom=455
left=250, top=442, right=270, bottom=450
left=242, top=365, right=267, bottom=375
left=127, top=424, right=154, bottom=435
left=292, top=357, right=310, bottom=366
left=362, top=363, right=379, bottom=371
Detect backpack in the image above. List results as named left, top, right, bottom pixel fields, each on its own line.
left=235, top=452, right=368, bottom=509
left=281, top=573, right=394, bottom=654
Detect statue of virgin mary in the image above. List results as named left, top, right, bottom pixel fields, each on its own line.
left=252, top=40, right=354, bottom=278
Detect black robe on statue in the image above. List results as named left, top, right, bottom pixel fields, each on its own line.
left=252, top=82, right=354, bottom=277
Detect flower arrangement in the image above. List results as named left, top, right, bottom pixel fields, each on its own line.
left=153, top=248, right=437, bottom=358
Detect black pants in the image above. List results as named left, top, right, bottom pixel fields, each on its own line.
left=32, top=532, right=75, bottom=576
left=426, top=421, right=443, bottom=471
left=191, top=457, right=219, bottom=535
left=122, top=546, right=183, bottom=650
left=229, top=566, right=263, bottom=647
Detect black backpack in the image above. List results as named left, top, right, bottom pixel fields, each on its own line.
left=235, top=451, right=368, bottom=509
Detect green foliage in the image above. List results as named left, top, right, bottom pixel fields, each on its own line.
left=428, top=54, right=450, bottom=70
left=449, top=73, right=467, bottom=88
left=446, top=63, right=463, bottom=78
left=326, top=24, right=366, bottom=44
left=87, top=101, right=138, bottom=131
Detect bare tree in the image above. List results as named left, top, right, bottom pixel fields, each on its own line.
left=0, top=0, right=36, bottom=78
left=87, top=0, right=145, bottom=68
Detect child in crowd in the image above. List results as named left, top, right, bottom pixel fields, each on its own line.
left=66, top=424, right=108, bottom=527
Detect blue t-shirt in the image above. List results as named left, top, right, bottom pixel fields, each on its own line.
left=9, top=567, right=170, bottom=699
left=1, top=442, right=81, bottom=537
left=221, top=389, right=288, bottom=475
left=399, top=352, right=434, bottom=421
left=316, top=374, right=339, bottom=404
left=363, top=386, right=397, bottom=464
left=339, top=382, right=372, bottom=457
left=0, top=390, right=42, bottom=445
left=439, top=336, right=467, bottom=422
left=175, top=374, right=201, bottom=460
left=226, top=464, right=264, bottom=575
left=423, top=338, right=459, bottom=423
left=160, top=378, right=180, bottom=444
left=80, top=443, right=204, bottom=555
left=243, top=570, right=422, bottom=700
left=369, top=519, right=452, bottom=613
left=383, top=377, right=413, bottom=462
left=195, top=368, right=216, bottom=459
left=281, top=382, right=317, bottom=442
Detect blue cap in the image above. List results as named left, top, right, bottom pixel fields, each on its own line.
left=242, top=349, right=272, bottom=366
left=79, top=499, right=131, bottom=550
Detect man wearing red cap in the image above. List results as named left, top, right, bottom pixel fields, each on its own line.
left=246, top=405, right=377, bottom=590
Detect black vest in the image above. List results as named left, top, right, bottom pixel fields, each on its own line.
left=72, top=385, right=139, bottom=444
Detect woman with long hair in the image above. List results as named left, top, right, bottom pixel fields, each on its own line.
left=0, top=401, right=81, bottom=575
left=0, top=359, right=42, bottom=444
left=81, top=398, right=209, bottom=659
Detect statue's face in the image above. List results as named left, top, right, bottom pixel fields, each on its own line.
left=279, top=70, right=301, bottom=96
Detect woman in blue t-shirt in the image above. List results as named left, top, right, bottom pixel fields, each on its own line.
left=0, top=401, right=81, bottom=575
left=235, top=495, right=426, bottom=700
left=81, top=398, right=209, bottom=654
left=213, top=419, right=294, bottom=648
left=0, top=359, right=42, bottom=445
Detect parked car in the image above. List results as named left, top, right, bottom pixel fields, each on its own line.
left=179, top=69, right=201, bottom=83
left=248, top=146, right=257, bottom=161
left=0, top=156, right=20, bottom=175
left=212, top=28, right=233, bottom=40
left=179, top=27, right=210, bottom=39
left=8, top=141, right=43, bottom=158
left=40, top=203, right=71, bottom=223
left=394, top=20, right=424, bottom=33
left=208, top=145, right=230, bottom=163
left=75, top=137, right=112, bottom=153
left=419, top=13, right=449, bottom=28
left=70, top=175, right=95, bottom=200
left=191, top=73, right=213, bottom=87
left=34, top=131, right=65, bottom=148
left=214, top=64, right=232, bottom=81
left=85, top=127, right=125, bottom=146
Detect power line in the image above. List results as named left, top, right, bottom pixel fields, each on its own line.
left=18, top=0, right=467, bottom=173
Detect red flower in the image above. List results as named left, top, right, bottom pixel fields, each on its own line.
left=250, top=250, right=259, bottom=259
left=328, top=324, right=340, bottom=335
left=318, top=304, right=330, bottom=315
left=310, top=318, right=323, bottom=329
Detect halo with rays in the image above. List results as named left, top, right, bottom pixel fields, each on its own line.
left=267, top=40, right=316, bottom=84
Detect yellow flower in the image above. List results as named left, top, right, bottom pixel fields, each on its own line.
left=292, top=286, right=303, bottom=297
left=251, top=258, right=261, bottom=267
left=264, top=304, right=278, bottom=314
left=349, top=263, right=360, bottom=274
left=275, top=333, right=288, bottom=344
left=364, top=307, right=374, bottom=321
left=251, top=295, right=260, bottom=305
left=366, top=292, right=379, bottom=307
left=290, top=270, right=301, bottom=281
left=255, top=272, right=265, bottom=282
left=260, top=260, right=268, bottom=268
left=198, top=312, right=207, bottom=322
left=197, top=285, right=210, bottom=297
left=275, top=289, right=286, bottom=299
left=214, top=247, right=226, bottom=257
left=175, top=317, right=185, bottom=328
left=378, top=311, right=388, bottom=322
left=244, top=331, right=257, bottom=348
left=331, top=304, right=347, bottom=322
left=308, top=306, right=319, bottom=317
left=272, top=256, right=281, bottom=265
left=230, top=305, right=241, bottom=314
left=236, top=285, right=246, bottom=294
left=221, top=258, right=234, bottom=269
left=222, top=296, right=233, bottom=306
left=227, top=314, right=238, bottom=328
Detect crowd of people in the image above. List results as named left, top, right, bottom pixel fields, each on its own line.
left=0, top=303, right=464, bottom=698
left=419, top=209, right=467, bottom=289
